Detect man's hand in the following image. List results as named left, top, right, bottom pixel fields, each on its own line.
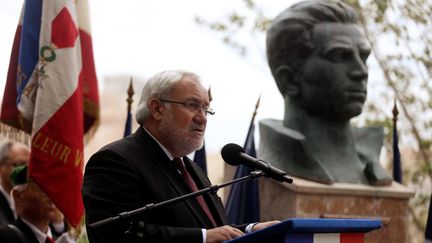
left=206, top=225, right=245, bottom=243
left=252, top=220, right=280, bottom=232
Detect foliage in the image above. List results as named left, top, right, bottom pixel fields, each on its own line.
left=352, top=0, right=432, bottom=237
left=195, top=0, right=432, bottom=238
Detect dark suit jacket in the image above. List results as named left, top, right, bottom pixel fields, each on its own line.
left=83, top=126, right=235, bottom=243
left=0, top=218, right=39, bottom=243
left=0, top=191, right=15, bottom=225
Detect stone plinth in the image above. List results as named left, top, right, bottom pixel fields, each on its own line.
left=259, top=176, right=414, bottom=243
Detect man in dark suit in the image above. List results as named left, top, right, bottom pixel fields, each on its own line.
left=0, top=217, right=41, bottom=243
left=0, top=141, right=70, bottom=242
left=82, top=70, right=278, bottom=243
left=0, top=165, right=73, bottom=243
left=0, top=140, right=30, bottom=225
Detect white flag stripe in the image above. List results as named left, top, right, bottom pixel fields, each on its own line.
left=314, top=233, right=340, bottom=243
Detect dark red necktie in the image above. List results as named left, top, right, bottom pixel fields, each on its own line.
left=173, top=158, right=217, bottom=227
left=45, top=236, right=54, bottom=243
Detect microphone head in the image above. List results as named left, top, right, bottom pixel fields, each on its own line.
left=221, top=143, right=245, bottom=166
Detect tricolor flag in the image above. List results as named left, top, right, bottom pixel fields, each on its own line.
left=1, top=0, right=99, bottom=227
left=123, top=78, right=134, bottom=137
left=285, top=233, right=364, bottom=243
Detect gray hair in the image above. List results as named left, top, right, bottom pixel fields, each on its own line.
left=266, top=0, right=358, bottom=95
left=135, top=70, right=202, bottom=124
left=0, top=140, right=14, bottom=166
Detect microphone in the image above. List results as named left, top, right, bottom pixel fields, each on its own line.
left=221, top=143, right=293, bottom=183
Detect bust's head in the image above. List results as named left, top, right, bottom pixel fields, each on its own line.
left=267, top=0, right=371, bottom=120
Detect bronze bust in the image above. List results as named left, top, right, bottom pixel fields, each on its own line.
left=259, top=0, right=392, bottom=185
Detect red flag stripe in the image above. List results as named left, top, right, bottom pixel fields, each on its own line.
left=340, top=233, right=364, bottom=243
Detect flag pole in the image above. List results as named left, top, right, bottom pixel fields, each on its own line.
left=392, top=99, right=402, bottom=183
left=127, top=77, right=134, bottom=114
left=208, top=86, right=212, bottom=102
left=244, top=95, right=260, bottom=148
left=251, top=95, right=260, bottom=123
left=392, top=99, right=398, bottom=131
left=123, top=77, right=134, bottom=137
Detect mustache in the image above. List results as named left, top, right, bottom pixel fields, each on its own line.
left=190, top=125, right=205, bottom=131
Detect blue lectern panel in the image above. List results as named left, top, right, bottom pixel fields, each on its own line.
left=225, top=218, right=381, bottom=243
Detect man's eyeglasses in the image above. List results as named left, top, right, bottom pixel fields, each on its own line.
left=159, top=99, right=215, bottom=116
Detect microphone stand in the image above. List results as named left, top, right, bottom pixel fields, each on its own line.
left=90, top=170, right=268, bottom=230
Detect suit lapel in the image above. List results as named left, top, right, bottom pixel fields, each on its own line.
left=133, top=127, right=210, bottom=227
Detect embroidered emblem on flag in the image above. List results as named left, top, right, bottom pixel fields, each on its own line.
left=1, top=0, right=99, bottom=228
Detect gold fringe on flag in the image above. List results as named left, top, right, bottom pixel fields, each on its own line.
left=0, top=123, right=31, bottom=145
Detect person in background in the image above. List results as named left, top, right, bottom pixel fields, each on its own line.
left=0, top=140, right=30, bottom=225
left=0, top=165, right=74, bottom=243
left=83, top=70, right=279, bottom=243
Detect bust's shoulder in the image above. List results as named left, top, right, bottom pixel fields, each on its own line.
left=353, top=126, right=384, bottom=156
left=259, top=119, right=305, bottom=141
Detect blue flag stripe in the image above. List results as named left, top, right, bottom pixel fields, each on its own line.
left=17, top=0, right=43, bottom=104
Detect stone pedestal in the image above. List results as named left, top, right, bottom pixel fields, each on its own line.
left=259, top=176, right=414, bottom=243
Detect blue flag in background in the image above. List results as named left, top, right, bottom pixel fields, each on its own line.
left=123, top=111, right=132, bottom=137
left=426, top=193, right=432, bottom=243
left=194, top=143, right=207, bottom=174
left=393, top=124, right=402, bottom=183
left=225, top=123, right=260, bottom=224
